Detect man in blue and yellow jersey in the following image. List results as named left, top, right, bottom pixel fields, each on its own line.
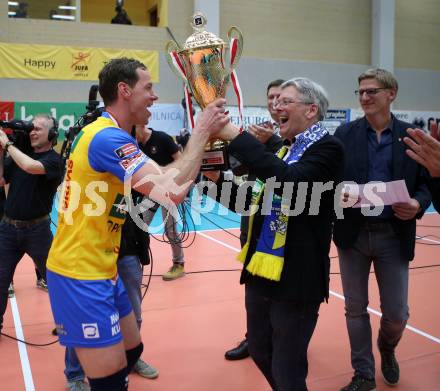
left=46, top=57, right=229, bottom=391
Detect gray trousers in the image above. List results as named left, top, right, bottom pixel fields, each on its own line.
left=337, top=222, right=409, bottom=380
left=143, top=202, right=184, bottom=264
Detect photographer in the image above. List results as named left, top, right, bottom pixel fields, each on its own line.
left=0, top=114, right=62, bottom=334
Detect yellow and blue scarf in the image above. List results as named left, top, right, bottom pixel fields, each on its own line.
left=237, top=123, right=328, bottom=281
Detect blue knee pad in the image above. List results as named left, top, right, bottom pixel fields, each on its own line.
left=126, top=342, right=144, bottom=373
left=88, top=367, right=128, bottom=391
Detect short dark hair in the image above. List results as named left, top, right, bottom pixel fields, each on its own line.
left=98, top=58, right=147, bottom=105
left=266, top=79, right=285, bottom=95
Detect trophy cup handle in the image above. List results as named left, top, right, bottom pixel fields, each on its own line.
left=165, top=41, right=188, bottom=84
left=227, top=26, right=243, bottom=70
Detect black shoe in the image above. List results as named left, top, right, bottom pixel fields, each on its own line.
left=379, top=349, right=400, bottom=386
left=340, top=375, right=376, bottom=391
left=225, top=339, right=249, bottom=360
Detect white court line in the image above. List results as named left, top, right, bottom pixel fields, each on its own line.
left=328, top=290, right=440, bottom=344
left=10, top=296, right=35, bottom=391
left=416, top=235, right=440, bottom=245
left=198, top=231, right=440, bottom=345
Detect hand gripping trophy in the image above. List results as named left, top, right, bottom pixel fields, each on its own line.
left=165, top=12, right=244, bottom=170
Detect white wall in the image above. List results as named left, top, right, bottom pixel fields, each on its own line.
left=1, top=0, right=440, bottom=110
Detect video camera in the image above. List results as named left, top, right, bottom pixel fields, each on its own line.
left=0, top=119, right=34, bottom=154
left=60, top=84, right=103, bottom=169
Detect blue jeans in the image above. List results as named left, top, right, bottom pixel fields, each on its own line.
left=0, top=219, right=52, bottom=327
left=144, top=203, right=184, bottom=264
left=245, top=284, right=320, bottom=391
left=337, top=222, right=409, bottom=379
left=117, top=255, right=143, bottom=329
left=64, top=255, right=143, bottom=381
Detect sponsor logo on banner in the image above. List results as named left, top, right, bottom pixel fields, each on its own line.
left=322, top=109, right=350, bottom=134
left=71, top=51, right=91, bottom=77
left=82, top=323, right=100, bottom=339
left=114, top=143, right=138, bottom=158
left=0, top=43, right=159, bottom=81
left=23, top=58, right=56, bottom=70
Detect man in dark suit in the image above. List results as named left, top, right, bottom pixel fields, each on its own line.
left=224, top=78, right=285, bottom=361
left=206, top=77, right=344, bottom=390
left=334, top=68, right=431, bottom=391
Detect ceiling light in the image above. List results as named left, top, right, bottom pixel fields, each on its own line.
left=51, top=14, right=76, bottom=20
left=58, top=5, right=77, bottom=10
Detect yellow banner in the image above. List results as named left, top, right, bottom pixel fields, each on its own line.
left=0, top=43, right=159, bottom=82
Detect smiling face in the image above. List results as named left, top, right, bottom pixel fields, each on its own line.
left=358, top=78, right=396, bottom=118
left=277, top=86, right=318, bottom=140
left=267, top=85, right=283, bottom=122
left=126, top=68, right=158, bottom=126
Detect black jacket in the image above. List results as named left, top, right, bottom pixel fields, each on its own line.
left=213, top=131, right=344, bottom=303
left=119, top=191, right=150, bottom=265
left=428, top=178, right=440, bottom=213
left=333, top=116, right=432, bottom=261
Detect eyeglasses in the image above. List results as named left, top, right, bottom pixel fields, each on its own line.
left=273, top=98, right=312, bottom=109
left=354, top=88, right=389, bottom=97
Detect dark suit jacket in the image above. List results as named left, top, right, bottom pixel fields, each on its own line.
left=333, top=116, right=432, bottom=261
left=212, top=131, right=345, bottom=303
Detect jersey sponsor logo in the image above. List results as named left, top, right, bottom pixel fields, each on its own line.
left=107, top=219, right=123, bottom=233
left=114, top=143, right=138, bottom=158
left=63, top=159, right=74, bottom=210
left=55, top=323, right=67, bottom=336
left=110, top=312, right=121, bottom=336
left=82, top=323, right=100, bottom=339
left=119, top=152, right=147, bottom=174
left=109, top=194, right=128, bottom=219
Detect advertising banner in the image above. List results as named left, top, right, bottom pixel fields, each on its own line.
left=226, top=106, right=272, bottom=128
left=226, top=106, right=350, bottom=134
left=0, top=43, right=159, bottom=82
left=350, top=109, right=440, bottom=131
left=0, top=102, right=15, bottom=121
left=148, top=104, right=185, bottom=135
left=322, top=109, right=350, bottom=134
left=11, top=102, right=185, bottom=140
left=14, top=101, right=86, bottom=143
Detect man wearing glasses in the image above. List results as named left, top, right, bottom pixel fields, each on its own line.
left=205, top=77, right=345, bottom=391
left=334, top=68, right=431, bottom=391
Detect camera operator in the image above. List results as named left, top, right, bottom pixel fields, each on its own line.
left=0, top=114, right=62, bottom=334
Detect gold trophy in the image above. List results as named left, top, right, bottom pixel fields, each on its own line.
left=165, top=12, right=243, bottom=170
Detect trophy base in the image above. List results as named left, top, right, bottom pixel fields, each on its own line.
left=200, top=146, right=229, bottom=171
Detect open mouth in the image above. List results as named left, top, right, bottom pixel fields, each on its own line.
left=279, top=116, right=288, bottom=125
left=145, top=104, right=153, bottom=118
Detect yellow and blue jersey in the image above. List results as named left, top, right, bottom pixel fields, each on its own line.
left=47, top=112, right=148, bottom=280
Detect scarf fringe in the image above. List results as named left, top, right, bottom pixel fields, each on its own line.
left=245, top=252, right=284, bottom=281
